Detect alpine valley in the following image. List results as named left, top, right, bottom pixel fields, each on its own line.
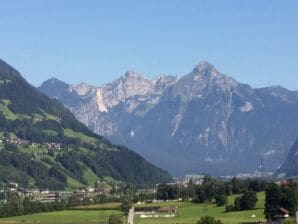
left=39, top=62, right=298, bottom=176
left=0, top=59, right=172, bottom=190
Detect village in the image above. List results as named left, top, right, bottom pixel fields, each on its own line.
left=0, top=135, right=62, bottom=151
left=0, top=180, right=112, bottom=205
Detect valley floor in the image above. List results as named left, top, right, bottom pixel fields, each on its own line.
left=0, top=193, right=265, bottom=224
left=134, top=192, right=265, bottom=224
left=0, top=209, right=121, bottom=224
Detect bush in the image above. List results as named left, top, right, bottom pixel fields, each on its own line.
left=232, top=191, right=257, bottom=211
left=197, top=216, right=223, bottom=224
left=215, top=193, right=227, bottom=206
left=239, top=191, right=257, bottom=210
left=120, top=197, right=133, bottom=215
left=108, top=215, right=123, bottom=224
left=225, top=205, right=235, bottom=212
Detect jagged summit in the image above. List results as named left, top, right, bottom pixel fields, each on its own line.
left=192, top=61, right=218, bottom=73
left=124, top=70, right=146, bottom=79
left=47, top=77, right=66, bottom=85
left=189, top=61, right=226, bottom=83
left=39, top=61, right=298, bottom=176
left=40, top=77, right=69, bottom=90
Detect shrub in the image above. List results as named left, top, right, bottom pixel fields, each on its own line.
left=197, top=216, right=223, bottom=224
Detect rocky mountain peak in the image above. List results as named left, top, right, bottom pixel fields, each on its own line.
left=109, top=70, right=153, bottom=90
left=171, top=62, right=238, bottom=102
left=192, top=61, right=238, bottom=92
left=193, top=61, right=218, bottom=74
left=47, top=77, right=66, bottom=85
left=72, top=83, right=95, bottom=96
left=153, top=75, right=179, bottom=93
left=118, top=70, right=152, bottom=85
left=48, top=77, right=60, bottom=83
left=124, top=70, right=145, bottom=79
left=101, top=71, right=155, bottom=108
left=38, top=61, right=298, bottom=176
left=189, top=61, right=223, bottom=84
left=40, top=77, right=69, bottom=91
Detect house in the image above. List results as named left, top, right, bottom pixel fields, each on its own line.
left=267, top=208, right=290, bottom=224
left=274, top=207, right=289, bottom=219
left=135, top=206, right=177, bottom=214
left=40, top=192, right=62, bottom=203
left=158, top=207, right=177, bottom=213
left=4, top=182, right=19, bottom=192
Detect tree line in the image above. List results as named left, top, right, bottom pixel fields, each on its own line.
left=156, top=176, right=264, bottom=211
left=264, top=181, right=298, bottom=220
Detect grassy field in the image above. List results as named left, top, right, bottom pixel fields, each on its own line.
left=134, top=192, right=266, bottom=224
left=73, top=203, right=121, bottom=210
left=0, top=99, right=17, bottom=120
left=83, top=166, right=100, bottom=186
left=0, top=193, right=265, bottom=224
left=0, top=207, right=122, bottom=224
left=64, top=129, right=97, bottom=144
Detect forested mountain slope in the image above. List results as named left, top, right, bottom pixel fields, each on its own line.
left=0, top=59, right=172, bottom=189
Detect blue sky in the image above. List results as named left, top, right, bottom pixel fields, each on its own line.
left=0, top=0, right=297, bottom=89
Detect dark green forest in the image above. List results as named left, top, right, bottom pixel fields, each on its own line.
left=0, top=59, right=172, bottom=190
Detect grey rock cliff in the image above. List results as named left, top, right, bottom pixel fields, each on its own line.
left=39, top=62, right=298, bottom=176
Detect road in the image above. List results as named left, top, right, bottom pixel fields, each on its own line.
left=127, top=206, right=134, bottom=224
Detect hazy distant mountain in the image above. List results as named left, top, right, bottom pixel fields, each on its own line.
left=275, top=140, right=298, bottom=178
left=0, top=59, right=171, bottom=189
left=39, top=62, right=298, bottom=176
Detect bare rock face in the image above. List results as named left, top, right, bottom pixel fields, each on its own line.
left=275, top=140, right=298, bottom=178
left=39, top=62, right=298, bottom=176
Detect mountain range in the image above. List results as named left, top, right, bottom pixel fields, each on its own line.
left=0, top=59, right=171, bottom=189
left=39, top=62, right=298, bottom=176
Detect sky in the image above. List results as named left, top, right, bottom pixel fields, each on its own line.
left=0, top=0, right=297, bottom=89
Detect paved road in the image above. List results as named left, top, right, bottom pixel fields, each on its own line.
left=127, top=206, right=134, bottom=224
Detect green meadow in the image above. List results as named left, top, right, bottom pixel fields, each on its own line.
left=0, top=193, right=265, bottom=224
left=0, top=208, right=122, bottom=224
left=134, top=192, right=266, bottom=224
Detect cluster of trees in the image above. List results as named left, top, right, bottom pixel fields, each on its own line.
left=156, top=177, right=264, bottom=212
left=0, top=131, right=171, bottom=190
left=264, top=181, right=298, bottom=219
left=0, top=193, right=65, bottom=218
left=120, top=197, right=133, bottom=215
left=225, top=190, right=257, bottom=212
left=108, top=214, right=123, bottom=224
left=1, top=112, right=171, bottom=188
left=156, top=178, right=298, bottom=221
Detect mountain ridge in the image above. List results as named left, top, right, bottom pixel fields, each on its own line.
left=39, top=61, right=298, bottom=176
left=275, top=139, right=298, bottom=178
